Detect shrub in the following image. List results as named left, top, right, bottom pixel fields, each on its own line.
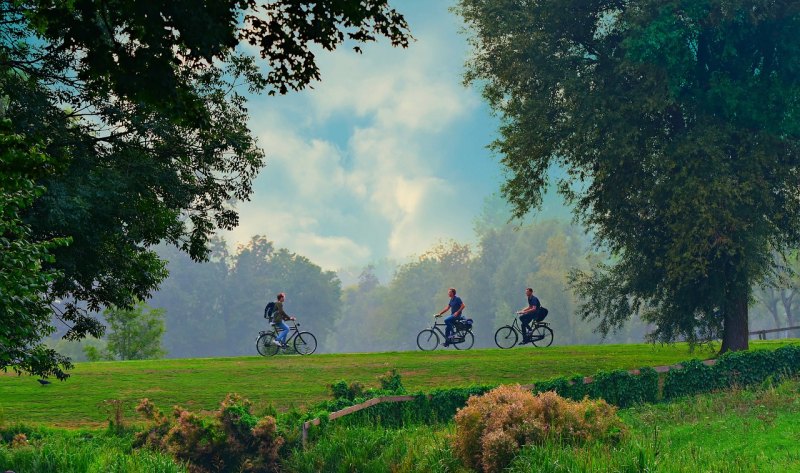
left=328, top=380, right=365, bottom=401
left=10, top=433, right=28, bottom=448
left=453, top=385, right=626, bottom=473
left=377, top=369, right=405, bottom=393
left=136, top=394, right=284, bottom=473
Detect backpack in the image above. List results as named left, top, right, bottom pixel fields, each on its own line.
left=264, top=301, right=277, bottom=321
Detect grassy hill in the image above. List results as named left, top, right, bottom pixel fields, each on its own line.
left=0, top=340, right=795, bottom=427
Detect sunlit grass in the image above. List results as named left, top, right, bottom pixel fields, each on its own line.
left=0, top=340, right=794, bottom=427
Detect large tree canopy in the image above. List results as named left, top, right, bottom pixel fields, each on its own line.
left=458, top=0, right=800, bottom=352
left=1, top=0, right=409, bottom=377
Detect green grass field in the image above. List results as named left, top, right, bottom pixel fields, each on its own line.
left=1, top=340, right=795, bottom=427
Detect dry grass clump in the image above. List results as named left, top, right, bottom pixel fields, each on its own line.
left=453, top=385, right=626, bottom=472
left=10, top=433, right=29, bottom=448
left=135, top=394, right=283, bottom=473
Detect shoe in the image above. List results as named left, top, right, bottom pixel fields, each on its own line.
left=272, top=340, right=283, bottom=347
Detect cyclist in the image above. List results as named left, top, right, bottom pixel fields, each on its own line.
left=516, top=287, right=541, bottom=344
left=272, top=292, right=296, bottom=347
left=435, top=287, right=466, bottom=347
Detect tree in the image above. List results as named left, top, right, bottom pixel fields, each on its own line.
left=0, top=119, right=72, bottom=379
left=2, top=0, right=410, bottom=374
left=103, top=302, right=166, bottom=360
left=458, top=0, right=800, bottom=352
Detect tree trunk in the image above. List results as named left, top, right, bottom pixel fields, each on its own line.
left=720, top=292, right=749, bottom=353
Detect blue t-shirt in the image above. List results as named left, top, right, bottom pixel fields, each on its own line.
left=528, top=295, right=540, bottom=309
left=449, top=296, right=464, bottom=316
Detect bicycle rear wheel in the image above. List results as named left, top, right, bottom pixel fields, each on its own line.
left=416, top=329, right=439, bottom=351
left=494, top=326, right=518, bottom=349
left=453, top=330, right=474, bottom=350
left=531, top=325, right=554, bottom=347
left=294, top=331, right=318, bottom=355
left=256, top=332, right=280, bottom=356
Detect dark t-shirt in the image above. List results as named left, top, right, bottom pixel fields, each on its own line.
left=528, top=295, right=540, bottom=309
left=449, top=296, right=464, bottom=316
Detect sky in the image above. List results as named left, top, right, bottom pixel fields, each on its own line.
left=222, top=2, right=506, bottom=271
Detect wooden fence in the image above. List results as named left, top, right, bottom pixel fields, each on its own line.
left=749, top=326, right=800, bottom=340
left=301, top=358, right=718, bottom=446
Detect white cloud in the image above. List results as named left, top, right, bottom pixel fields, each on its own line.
left=225, top=7, right=488, bottom=270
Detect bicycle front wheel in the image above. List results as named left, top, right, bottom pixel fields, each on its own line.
left=293, top=331, right=318, bottom=355
left=494, top=326, right=518, bottom=349
left=454, top=330, right=474, bottom=350
left=531, top=325, right=554, bottom=347
left=256, top=333, right=280, bottom=356
left=416, top=329, right=439, bottom=351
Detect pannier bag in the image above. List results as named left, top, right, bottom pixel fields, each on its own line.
left=536, top=307, right=548, bottom=322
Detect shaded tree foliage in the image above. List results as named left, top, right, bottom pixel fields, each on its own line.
left=0, top=120, right=71, bottom=379
left=2, top=0, right=409, bottom=375
left=458, top=0, right=800, bottom=352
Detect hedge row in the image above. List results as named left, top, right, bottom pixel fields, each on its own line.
left=304, top=345, right=800, bottom=432
left=533, top=367, right=659, bottom=408
left=663, top=345, right=800, bottom=399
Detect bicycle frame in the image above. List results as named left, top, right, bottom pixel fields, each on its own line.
left=429, top=319, right=471, bottom=338
left=509, top=316, right=547, bottom=339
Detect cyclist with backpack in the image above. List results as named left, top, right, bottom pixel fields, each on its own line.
left=265, top=292, right=295, bottom=348
left=517, top=287, right=546, bottom=344
left=435, top=287, right=466, bottom=347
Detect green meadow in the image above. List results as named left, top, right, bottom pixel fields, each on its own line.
left=0, top=340, right=794, bottom=427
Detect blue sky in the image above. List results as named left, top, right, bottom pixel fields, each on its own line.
left=222, top=2, right=513, bottom=270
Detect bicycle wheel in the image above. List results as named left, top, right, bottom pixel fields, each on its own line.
left=494, top=326, right=518, bottom=349
left=293, top=331, right=318, bottom=355
left=454, top=330, right=474, bottom=350
left=531, top=325, right=554, bottom=347
left=416, top=329, right=439, bottom=351
left=256, top=332, right=280, bottom=356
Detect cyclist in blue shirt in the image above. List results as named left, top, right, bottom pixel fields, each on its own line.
left=436, top=287, right=466, bottom=347
left=516, top=287, right=540, bottom=344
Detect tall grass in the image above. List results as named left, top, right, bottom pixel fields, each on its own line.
left=0, top=428, right=186, bottom=473
left=286, top=425, right=468, bottom=473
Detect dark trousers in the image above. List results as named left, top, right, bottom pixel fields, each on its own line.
left=520, top=311, right=536, bottom=335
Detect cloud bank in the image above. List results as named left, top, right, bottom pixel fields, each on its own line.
left=224, top=3, right=500, bottom=271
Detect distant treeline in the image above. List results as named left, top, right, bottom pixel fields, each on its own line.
left=52, top=215, right=793, bottom=360
left=141, top=219, right=656, bottom=358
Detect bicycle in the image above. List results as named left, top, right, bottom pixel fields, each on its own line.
left=494, top=315, right=553, bottom=349
left=256, top=321, right=318, bottom=356
left=416, top=315, right=474, bottom=351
